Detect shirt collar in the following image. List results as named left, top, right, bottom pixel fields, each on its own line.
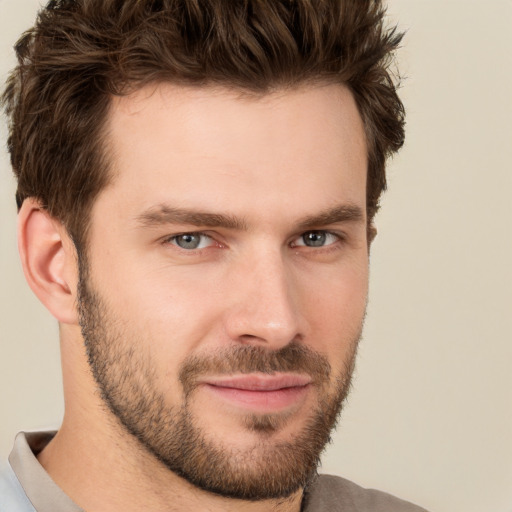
left=9, top=431, right=83, bottom=512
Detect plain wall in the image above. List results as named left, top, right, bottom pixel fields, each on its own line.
left=1, top=2, right=511, bottom=512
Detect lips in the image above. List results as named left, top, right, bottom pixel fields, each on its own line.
left=198, top=373, right=312, bottom=411
left=203, top=373, right=311, bottom=390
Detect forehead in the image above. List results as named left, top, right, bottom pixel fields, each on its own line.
left=98, top=82, right=367, bottom=226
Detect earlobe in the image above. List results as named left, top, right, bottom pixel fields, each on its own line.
left=18, top=198, right=79, bottom=325
left=368, top=224, right=377, bottom=245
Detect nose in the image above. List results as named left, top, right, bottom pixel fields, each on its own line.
left=223, top=248, right=303, bottom=349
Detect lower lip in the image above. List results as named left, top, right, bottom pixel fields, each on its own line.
left=202, top=384, right=310, bottom=412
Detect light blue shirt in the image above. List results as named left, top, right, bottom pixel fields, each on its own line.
left=0, top=459, right=36, bottom=512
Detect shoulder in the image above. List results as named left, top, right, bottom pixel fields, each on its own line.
left=0, top=459, right=36, bottom=512
left=302, top=474, right=429, bottom=512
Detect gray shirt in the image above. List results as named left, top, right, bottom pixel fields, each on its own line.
left=0, top=432, right=428, bottom=512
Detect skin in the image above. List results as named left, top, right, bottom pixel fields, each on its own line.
left=19, top=83, right=369, bottom=512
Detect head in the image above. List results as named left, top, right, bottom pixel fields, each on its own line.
left=2, top=0, right=405, bottom=504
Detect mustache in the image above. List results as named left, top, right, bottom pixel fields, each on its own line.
left=179, top=342, right=331, bottom=396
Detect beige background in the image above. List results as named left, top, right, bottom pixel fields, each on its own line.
left=1, top=1, right=511, bottom=511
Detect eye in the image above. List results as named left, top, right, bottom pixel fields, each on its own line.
left=168, top=233, right=214, bottom=250
left=293, top=230, right=340, bottom=248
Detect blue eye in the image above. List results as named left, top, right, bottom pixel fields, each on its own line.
left=303, top=231, right=327, bottom=247
left=170, top=233, right=213, bottom=250
left=295, top=231, right=339, bottom=248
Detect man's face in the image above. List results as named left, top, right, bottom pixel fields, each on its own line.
left=78, top=83, right=369, bottom=500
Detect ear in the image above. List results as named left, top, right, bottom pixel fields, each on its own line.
left=18, top=198, right=79, bottom=325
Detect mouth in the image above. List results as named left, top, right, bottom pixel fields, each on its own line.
left=198, top=373, right=312, bottom=412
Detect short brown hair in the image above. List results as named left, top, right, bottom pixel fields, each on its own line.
left=2, top=0, right=405, bottom=247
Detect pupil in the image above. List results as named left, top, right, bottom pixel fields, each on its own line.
left=177, top=234, right=200, bottom=249
left=304, top=231, right=326, bottom=247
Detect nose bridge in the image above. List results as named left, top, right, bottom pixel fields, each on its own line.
left=224, top=245, right=301, bottom=347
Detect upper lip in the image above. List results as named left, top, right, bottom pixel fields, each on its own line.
left=200, top=373, right=312, bottom=391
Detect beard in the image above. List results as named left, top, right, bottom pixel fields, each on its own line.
left=77, top=263, right=361, bottom=501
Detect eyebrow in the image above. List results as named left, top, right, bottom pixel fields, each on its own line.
left=135, top=203, right=364, bottom=231
left=296, top=204, right=365, bottom=230
left=135, top=205, right=248, bottom=230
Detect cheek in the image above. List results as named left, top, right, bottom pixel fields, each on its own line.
left=299, top=259, right=368, bottom=356
left=118, top=269, right=233, bottom=380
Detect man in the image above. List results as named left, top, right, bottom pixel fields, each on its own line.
left=0, top=1, right=427, bottom=511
